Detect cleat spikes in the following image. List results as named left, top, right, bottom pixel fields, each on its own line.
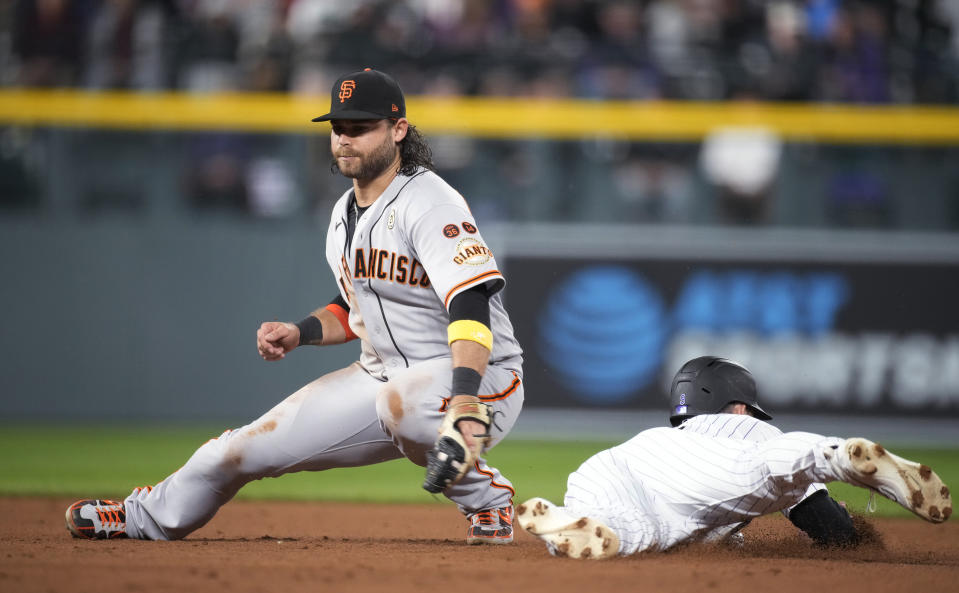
left=516, top=497, right=620, bottom=560
left=912, top=491, right=925, bottom=508
left=832, top=438, right=952, bottom=524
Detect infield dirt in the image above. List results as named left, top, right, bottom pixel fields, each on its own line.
left=1, top=497, right=956, bottom=593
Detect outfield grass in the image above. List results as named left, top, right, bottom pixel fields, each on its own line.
left=1, top=424, right=955, bottom=518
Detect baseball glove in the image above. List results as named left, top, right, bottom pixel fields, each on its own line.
left=422, top=400, right=492, bottom=493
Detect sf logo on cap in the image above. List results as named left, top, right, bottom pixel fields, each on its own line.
left=338, top=80, right=356, bottom=103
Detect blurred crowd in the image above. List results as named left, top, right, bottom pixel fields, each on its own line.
left=3, top=0, right=959, bottom=104
left=3, top=0, right=958, bottom=230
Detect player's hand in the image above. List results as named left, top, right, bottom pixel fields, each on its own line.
left=449, top=395, right=491, bottom=459
left=455, top=418, right=487, bottom=460
left=422, top=398, right=492, bottom=493
left=256, top=321, right=299, bottom=361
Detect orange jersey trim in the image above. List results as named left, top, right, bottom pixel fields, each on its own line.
left=473, top=462, right=515, bottom=498
left=325, top=303, right=358, bottom=341
left=443, top=270, right=503, bottom=309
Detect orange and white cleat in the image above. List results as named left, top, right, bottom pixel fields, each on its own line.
left=466, top=505, right=513, bottom=544
left=65, top=499, right=127, bottom=539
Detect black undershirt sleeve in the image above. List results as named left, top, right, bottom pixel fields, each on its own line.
left=448, top=286, right=492, bottom=396
left=788, top=489, right=860, bottom=547
left=448, top=285, right=491, bottom=327
left=329, top=293, right=349, bottom=311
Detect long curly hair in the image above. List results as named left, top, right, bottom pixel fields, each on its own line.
left=398, top=123, right=434, bottom=175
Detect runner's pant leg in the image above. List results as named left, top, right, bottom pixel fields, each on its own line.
left=565, top=449, right=667, bottom=555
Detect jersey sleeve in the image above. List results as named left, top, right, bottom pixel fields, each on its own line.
left=745, top=422, right=828, bottom=516
left=407, top=202, right=505, bottom=310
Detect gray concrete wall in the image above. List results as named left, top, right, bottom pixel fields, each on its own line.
left=0, top=218, right=355, bottom=422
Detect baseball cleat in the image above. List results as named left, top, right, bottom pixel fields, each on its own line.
left=515, top=497, right=620, bottom=559
left=65, top=499, right=128, bottom=539
left=466, top=505, right=513, bottom=545
left=827, top=438, right=952, bottom=523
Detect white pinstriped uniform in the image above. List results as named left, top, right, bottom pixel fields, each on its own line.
left=564, top=414, right=842, bottom=554
left=122, top=168, right=524, bottom=540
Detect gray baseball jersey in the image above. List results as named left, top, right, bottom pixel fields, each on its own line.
left=564, top=414, right=829, bottom=554
left=120, top=167, right=525, bottom=540
left=326, top=167, right=523, bottom=378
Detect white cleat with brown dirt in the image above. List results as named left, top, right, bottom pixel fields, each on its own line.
left=515, top=497, right=620, bottom=559
left=828, top=438, right=952, bottom=523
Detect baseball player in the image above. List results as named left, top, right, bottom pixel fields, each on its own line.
left=516, top=356, right=952, bottom=559
left=65, top=68, right=524, bottom=544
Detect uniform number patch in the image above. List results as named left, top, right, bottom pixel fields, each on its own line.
left=453, top=237, right=492, bottom=266
left=443, top=224, right=460, bottom=238
left=462, top=221, right=477, bottom=233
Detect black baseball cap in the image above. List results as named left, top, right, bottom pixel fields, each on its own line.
left=312, top=68, right=406, bottom=122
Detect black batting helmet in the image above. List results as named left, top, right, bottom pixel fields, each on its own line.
left=668, top=356, right=772, bottom=427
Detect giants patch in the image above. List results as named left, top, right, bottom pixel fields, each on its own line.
left=443, top=224, right=460, bottom=238
left=453, top=237, right=492, bottom=266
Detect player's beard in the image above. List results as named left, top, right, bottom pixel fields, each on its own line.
left=334, top=133, right=399, bottom=181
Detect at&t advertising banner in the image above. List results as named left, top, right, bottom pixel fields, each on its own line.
left=505, top=257, right=959, bottom=417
